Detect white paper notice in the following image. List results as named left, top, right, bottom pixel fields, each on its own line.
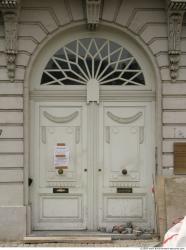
left=54, top=145, right=70, bottom=168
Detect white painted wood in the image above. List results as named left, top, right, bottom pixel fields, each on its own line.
left=0, top=126, right=23, bottom=139
left=31, top=102, right=88, bottom=230
left=0, top=112, right=23, bottom=124
left=87, top=79, right=99, bottom=103
left=0, top=169, right=23, bottom=182
left=104, top=195, right=145, bottom=218
left=0, top=97, right=23, bottom=110
left=0, top=155, right=23, bottom=168
left=98, top=101, right=155, bottom=230
left=41, top=196, right=82, bottom=218
left=0, top=83, right=23, bottom=95
left=163, top=112, right=186, bottom=124
left=0, top=141, right=23, bottom=153
left=26, top=11, right=158, bottom=232
left=0, top=184, right=23, bottom=205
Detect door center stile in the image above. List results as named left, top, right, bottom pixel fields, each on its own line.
left=87, top=101, right=99, bottom=230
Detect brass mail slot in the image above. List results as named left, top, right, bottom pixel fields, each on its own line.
left=117, top=188, right=132, bottom=193
left=53, top=188, right=69, bottom=193
left=174, top=143, right=186, bottom=174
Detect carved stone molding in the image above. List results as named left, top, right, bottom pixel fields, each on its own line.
left=167, top=0, right=186, bottom=81
left=0, top=0, right=18, bottom=8
left=85, top=0, right=102, bottom=30
left=0, top=0, right=20, bottom=82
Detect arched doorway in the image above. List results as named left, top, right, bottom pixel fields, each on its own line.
left=29, top=26, right=156, bottom=232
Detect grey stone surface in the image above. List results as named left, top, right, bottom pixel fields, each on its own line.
left=0, top=206, right=26, bottom=241
left=165, top=177, right=186, bottom=228
left=0, top=239, right=160, bottom=247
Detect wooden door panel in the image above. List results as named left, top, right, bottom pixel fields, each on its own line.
left=32, top=102, right=87, bottom=230
left=41, top=126, right=81, bottom=185
left=98, top=102, right=155, bottom=230
left=104, top=106, right=145, bottom=185
left=108, top=126, right=140, bottom=182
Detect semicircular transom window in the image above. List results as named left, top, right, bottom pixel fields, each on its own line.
left=41, top=38, right=145, bottom=86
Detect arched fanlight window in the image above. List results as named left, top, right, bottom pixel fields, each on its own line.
left=41, top=38, right=145, bottom=86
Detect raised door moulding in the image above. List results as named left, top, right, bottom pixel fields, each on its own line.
left=107, top=111, right=142, bottom=124
left=43, top=111, right=79, bottom=123
left=167, top=0, right=186, bottom=82
left=0, top=0, right=21, bottom=82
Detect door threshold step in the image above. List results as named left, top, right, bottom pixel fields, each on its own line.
left=23, top=236, right=112, bottom=244
left=30, top=231, right=154, bottom=240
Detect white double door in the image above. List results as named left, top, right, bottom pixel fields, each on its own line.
left=30, top=100, right=155, bottom=231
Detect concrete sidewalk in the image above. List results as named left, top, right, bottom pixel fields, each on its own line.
left=0, top=239, right=160, bottom=247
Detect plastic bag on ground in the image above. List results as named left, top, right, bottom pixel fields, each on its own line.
left=163, top=216, right=186, bottom=247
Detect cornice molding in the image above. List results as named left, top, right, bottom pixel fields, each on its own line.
left=85, top=0, right=102, bottom=30
left=0, top=0, right=21, bottom=82
left=167, top=0, right=186, bottom=82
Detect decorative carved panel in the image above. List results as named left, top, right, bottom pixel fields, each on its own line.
left=167, top=0, right=186, bottom=81
left=0, top=0, right=21, bottom=82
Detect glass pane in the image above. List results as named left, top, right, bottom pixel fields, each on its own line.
left=41, top=38, right=145, bottom=86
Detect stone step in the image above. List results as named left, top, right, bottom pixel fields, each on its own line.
left=23, top=236, right=112, bottom=244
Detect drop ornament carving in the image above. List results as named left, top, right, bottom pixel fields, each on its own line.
left=1, top=0, right=21, bottom=82
left=167, top=0, right=186, bottom=81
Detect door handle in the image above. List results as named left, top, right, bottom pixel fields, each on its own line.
left=28, top=178, right=33, bottom=186
left=58, top=169, right=64, bottom=175
left=122, top=169, right=127, bottom=175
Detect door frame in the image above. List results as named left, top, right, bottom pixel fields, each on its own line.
left=24, top=22, right=162, bottom=235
